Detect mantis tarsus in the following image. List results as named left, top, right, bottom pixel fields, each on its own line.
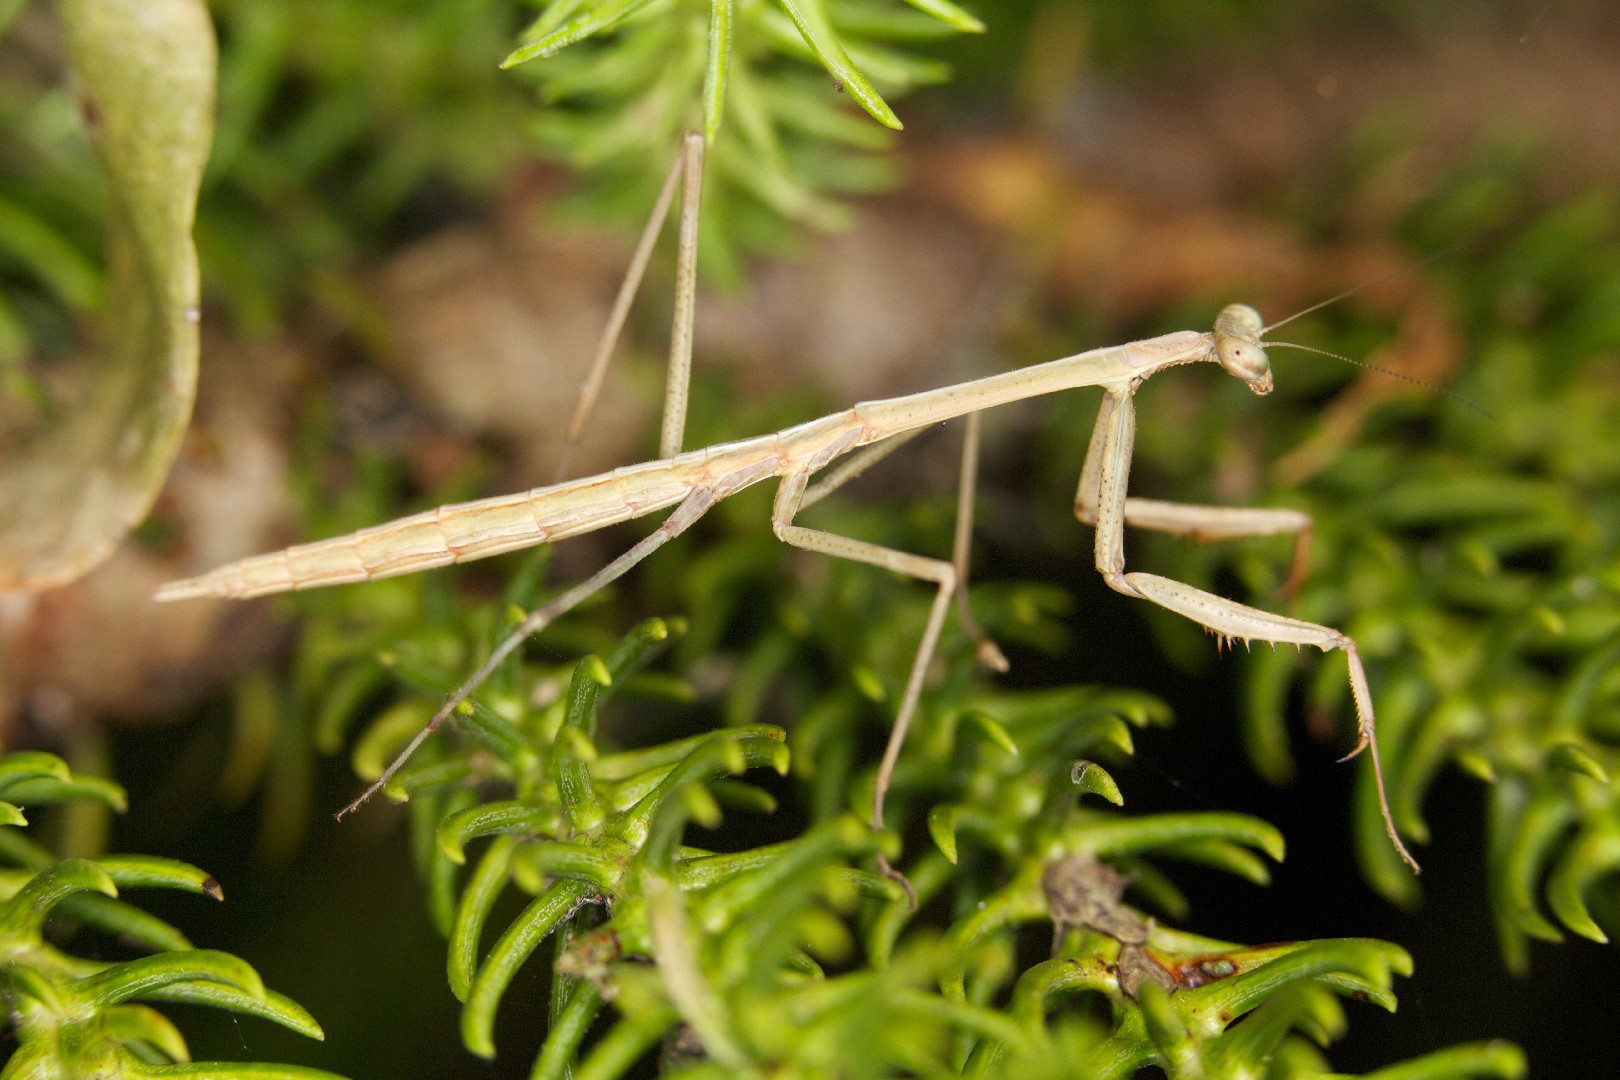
left=156, top=135, right=1422, bottom=876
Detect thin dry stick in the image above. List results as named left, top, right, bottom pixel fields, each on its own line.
left=951, top=412, right=1008, bottom=672
left=661, top=132, right=706, bottom=460
left=158, top=300, right=1424, bottom=874
left=553, top=134, right=703, bottom=483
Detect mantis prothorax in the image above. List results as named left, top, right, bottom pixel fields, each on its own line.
left=156, top=134, right=1423, bottom=875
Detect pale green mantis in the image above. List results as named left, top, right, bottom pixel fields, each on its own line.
left=157, top=134, right=1422, bottom=875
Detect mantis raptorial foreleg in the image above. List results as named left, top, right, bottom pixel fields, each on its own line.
left=1077, top=387, right=1418, bottom=873
left=1073, top=393, right=1314, bottom=598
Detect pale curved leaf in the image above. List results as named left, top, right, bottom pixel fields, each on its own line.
left=0, top=0, right=215, bottom=591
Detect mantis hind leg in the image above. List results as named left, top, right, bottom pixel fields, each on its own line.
left=951, top=411, right=1009, bottom=672
left=803, top=415, right=1007, bottom=673
left=337, top=484, right=720, bottom=819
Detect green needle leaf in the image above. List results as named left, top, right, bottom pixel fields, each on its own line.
left=448, top=836, right=520, bottom=1002
left=962, top=711, right=1021, bottom=757
left=143, top=985, right=326, bottom=1042
left=100, top=1004, right=190, bottom=1065
left=1359, top=1039, right=1528, bottom=1079
left=0, top=752, right=73, bottom=797
left=902, top=0, right=986, bottom=33
left=437, top=801, right=558, bottom=865
left=463, top=878, right=600, bottom=1059
left=80, top=950, right=265, bottom=1008
left=96, top=856, right=222, bottom=898
left=1069, top=813, right=1287, bottom=865
left=3, top=858, right=119, bottom=937
left=703, top=0, right=734, bottom=143
left=1070, top=761, right=1123, bottom=806
left=1547, top=740, right=1610, bottom=783
left=1546, top=823, right=1620, bottom=943
left=502, top=0, right=661, bottom=68
left=1, top=774, right=128, bottom=811
left=775, top=0, right=903, bottom=129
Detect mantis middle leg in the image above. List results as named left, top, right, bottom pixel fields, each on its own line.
left=770, top=466, right=957, bottom=880
left=1077, top=387, right=1419, bottom=873
left=801, top=415, right=1008, bottom=673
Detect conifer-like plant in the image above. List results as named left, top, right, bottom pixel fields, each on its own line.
left=0, top=752, right=343, bottom=1079
left=345, top=560, right=1527, bottom=1077
left=3, top=2, right=1613, bottom=1077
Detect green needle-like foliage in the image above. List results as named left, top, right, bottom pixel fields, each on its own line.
left=295, top=467, right=1521, bottom=1077
left=349, top=579, right=1524, bottom=1077
left=0, top=752, right=344, bottom=1079
left=505, top=0, right=982, bottom=278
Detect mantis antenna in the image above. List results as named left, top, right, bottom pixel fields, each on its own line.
left=1260, top=245, right=1458, bottom=337
left=1260, top=245, right=1487, bottom=416
left=1264, top=340, right=1492, bottom=418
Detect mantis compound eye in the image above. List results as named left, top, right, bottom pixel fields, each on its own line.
left=1213, top=303, right=1273, bottom=394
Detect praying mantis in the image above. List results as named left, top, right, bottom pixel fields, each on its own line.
left=155, top=135, right=1422, bottom=875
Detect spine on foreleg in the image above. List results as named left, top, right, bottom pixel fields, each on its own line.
left=1123, top=573, right=1344, bottom=650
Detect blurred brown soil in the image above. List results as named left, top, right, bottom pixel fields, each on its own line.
left=1, top=333, right=296, bottom=735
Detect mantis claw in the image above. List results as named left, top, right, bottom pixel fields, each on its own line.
left=1336, top=737, right=1370, bottom=764
left=973, top=636, right=1010, bottom=673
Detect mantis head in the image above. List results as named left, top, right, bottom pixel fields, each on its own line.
left=1232, top=287, right=1490, bottom=418
left=1213, top=303, right=1273, bottom=395
left=1212, top=253, right=1488, bottom=416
